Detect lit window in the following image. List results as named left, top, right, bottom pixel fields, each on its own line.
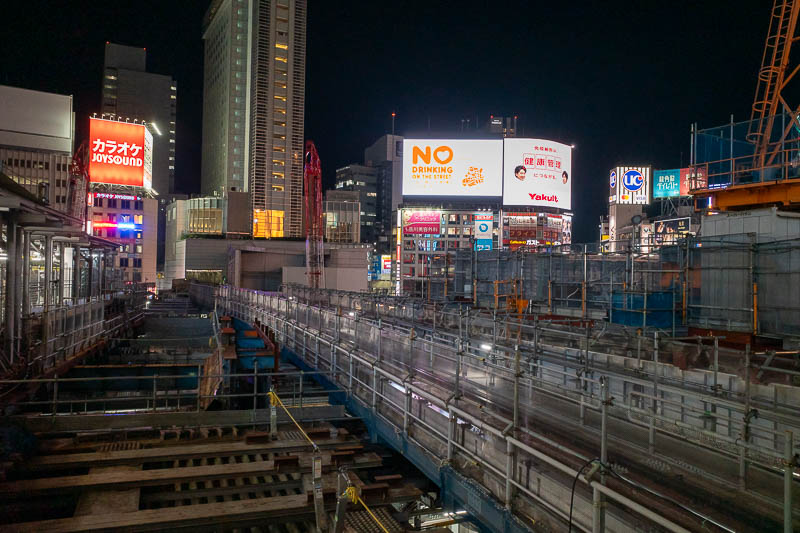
left=252, top=209, right=284, bottom=238
left=272, top=172, right=285, bottom=179
left=275, top=56, right=288, bottom=63
left=275, top=43, right=288, bottom=50
left=274, top=94, right=287, bottom=102
left=170, top=95, right=176, bottom=99
left=272, top=185, right=284, bottom=191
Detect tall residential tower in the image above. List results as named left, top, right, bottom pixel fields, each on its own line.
left=201, top=0, right=307, bottom=238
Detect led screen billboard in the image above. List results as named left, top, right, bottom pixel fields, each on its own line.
left=503, top=139, right=572, bottom=209
left=402, top=139, right=502, bottom=197
left=89, top=118, right=153, bottom=189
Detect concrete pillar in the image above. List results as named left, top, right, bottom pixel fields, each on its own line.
left=4, top=212, right=16, bottom=364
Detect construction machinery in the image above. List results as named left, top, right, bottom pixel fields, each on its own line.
left=304, top=140, right=324, bottom=289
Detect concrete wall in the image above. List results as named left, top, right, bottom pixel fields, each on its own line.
left=282, top=266, right=367, bottom=292
left=0, top=85, right=73, bottom=153
left=701, top=207, right=800, bottom=241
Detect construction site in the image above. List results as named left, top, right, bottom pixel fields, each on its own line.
left=2, top=1, right=800, bottom=532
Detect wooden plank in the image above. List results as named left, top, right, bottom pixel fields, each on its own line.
left=0, top=493, right=309, bottom=533
left=74, top=465, right=141, bottom=516
left=3, top=453, right=384, bottom=497
left=0, top=460, right=276, bottom=497
left=24, top=437, right=352, bottom=471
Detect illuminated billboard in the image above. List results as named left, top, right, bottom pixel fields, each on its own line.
left=89, top=118, right=153, bottom=189
left=402, top=139, right=502, bottom=197
left=653, top=168, right=707, bottom=198
left=474, top=213, right=493, bottom=251
left=653, top=169, right=680, bottom=198
left=503, top=139, right=572, bottom=209
left=402, top=210, right=441, bottom=235
left=609, top=166, right=651, bottom=205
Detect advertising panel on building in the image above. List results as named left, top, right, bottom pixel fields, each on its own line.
left=653, top=217, right=690, bottom=245
left=402, top=210, right=441, bottom=235
left=653, top=169, right=680, bottom=198
left=402, top=139, right=502, bottom=197
left=89, top=117, right=153, bottom=189
left=653, top=167, right=707, bottom=198
left=474, top=213, right=493, bottom=251
left=609, top=166, right=651, bottom=205
left=381, top=255, right=392, bottom=274
left=680, top=167, right=707, bottom=195
left=503, top=139, right=572, bottom=209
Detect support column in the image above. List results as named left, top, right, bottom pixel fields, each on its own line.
left=4, top=213, right=16, bottom=364
left=42, top=235, right=53, bottom=363
left=784, top=430, right=794, bottom=533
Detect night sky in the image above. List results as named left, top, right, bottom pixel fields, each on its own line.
left=2, top=1, right=767, bottom=242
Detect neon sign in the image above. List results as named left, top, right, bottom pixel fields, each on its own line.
left=93, top=221, right=142, bottom=230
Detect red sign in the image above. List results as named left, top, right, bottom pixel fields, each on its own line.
left=680, top=167, right=707, bottom=195
left=89, top=118, right=152, bottom=188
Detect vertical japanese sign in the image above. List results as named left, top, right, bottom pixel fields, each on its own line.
left=474, top=213, right=493, bottom=251
left=89, top=118, right=152, bottom=189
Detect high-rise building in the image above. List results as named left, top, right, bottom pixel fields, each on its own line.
left=364, top=134, right=403, bottom=250
left=201, top=0, right=307, bottom=238
left=0, top=85, right=75, bottom=213
left=101, top=43, right=178, bottom=272
left=334, top=164, right=378, bottom=243
left=101, top=43, right=177, bottom=195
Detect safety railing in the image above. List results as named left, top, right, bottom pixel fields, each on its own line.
left=1, top=369, right=334, bottom=417
left=217, top=286, right=799, bottom=533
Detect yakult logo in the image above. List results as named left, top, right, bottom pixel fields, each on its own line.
left=529, top=193, right=558, bottom=203
left=91, top=139, right=144, bottom=168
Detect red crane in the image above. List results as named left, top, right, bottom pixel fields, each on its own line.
left=304, top=140, right=324, bottom=289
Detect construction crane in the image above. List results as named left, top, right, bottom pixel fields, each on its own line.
left=304, top=140, right=324, bottom=289
left=747, top=0, right=800, bottom=170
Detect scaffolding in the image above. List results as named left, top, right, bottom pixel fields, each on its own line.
left=389, top=236, right=800, bottom=340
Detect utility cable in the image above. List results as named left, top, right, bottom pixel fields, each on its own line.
left=568, top=458, right=598, bottom=532
left=344, top=485, right=391, bottom=533
left=268, top=390, right=319, bottom=451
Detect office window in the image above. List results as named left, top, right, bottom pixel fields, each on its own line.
left=121, top=200, right=131, bottom=209
left=95, top=198, right=103, bottom=207
left=119, top=258, right=129, bottom=267
left=133, top=258, right=142, bottom=268
left=135, top=244, right=143, bottom=254
left=107, top=199, right=117, bottom=208
left=134, top=200, right=143, bottom=210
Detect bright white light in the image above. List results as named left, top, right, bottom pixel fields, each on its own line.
left=480, top=343, right=492, bottom=351
left=348, top=311, right=354, bottom=317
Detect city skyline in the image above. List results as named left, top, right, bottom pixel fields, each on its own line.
left=1, top=0, right=765, bottom=241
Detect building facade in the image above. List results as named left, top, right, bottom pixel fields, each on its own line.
left=88, top=191, right=157, bottom=284
left=324, top=190, right=360, bottom=244
left=334, top=164, right=378, bottom=243
left=201, top=0, right=307, bottom=238
left=0, top=85, right=74, bottom=213
left=364, top=134, right=403, bottom=250
left=101, top=43, right=177, bottom=195
left=101, top=43, right=177, bottom=272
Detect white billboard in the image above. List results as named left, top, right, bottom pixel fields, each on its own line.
left=503, top=139, right=572, bottom=209
left=402, top=139, right=502, bottom=197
